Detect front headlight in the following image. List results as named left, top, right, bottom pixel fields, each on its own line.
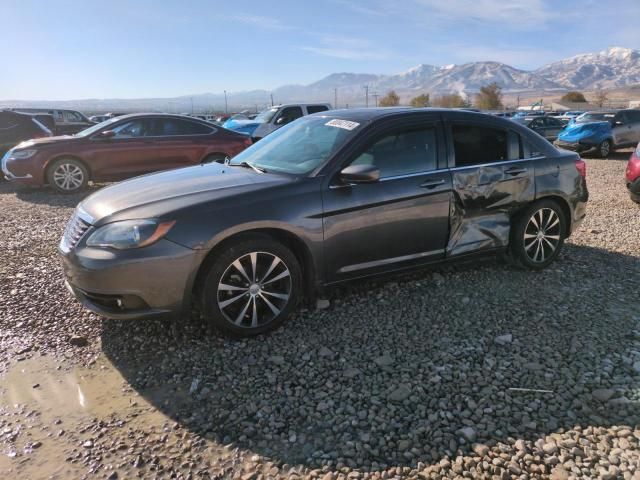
left=10, top=149, right=37, bottom=159
left=86, top=219, right=175, bottom=249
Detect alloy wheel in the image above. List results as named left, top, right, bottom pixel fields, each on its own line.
left=217, top=251, right=291, bottom=329
left=600, top=140, right=610, bottom=157
left=523, top=208, right=561, bottom=263
left=53, top=163, right=85, bottom=191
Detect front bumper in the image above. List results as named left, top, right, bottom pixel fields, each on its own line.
left=627, top=177, right=640, bottom=202
left=554, top=140, right=597, bottom=154
left=2, top=149, right=38, bottom=184
left=60, top=237, right=206, bottom=320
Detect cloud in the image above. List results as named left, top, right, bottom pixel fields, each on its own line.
left=412, top=0, right=554, bottom=28
left=225, top=14, right=293, bottom=30
left=300, top=35, right=391, bottom=60
left=328, top=0, right=386, bottom=17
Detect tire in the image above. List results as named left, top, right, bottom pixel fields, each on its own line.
left=598, top=139, right=612, bottom=158
left=200, top=236, right=302, bottom=336
left=202, top=153, right=228, bottom=164
left=510, top=200, right=567, bottom=270
left=47, top=158, right=89, bottom=193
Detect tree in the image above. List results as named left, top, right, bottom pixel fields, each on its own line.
left=409, top=93, right=430, bottom=108
left=379, top=90, right=400, bottom=107
left=561, top=91, right=587, bottom=103
left=432, top=93, right=466, bottom=108
left=594, top=89, right=608, bottom=108
left=475, top=82, right=503, bottom=110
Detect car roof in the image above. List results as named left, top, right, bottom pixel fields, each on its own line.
left=308, top=107, right=500, bottom=123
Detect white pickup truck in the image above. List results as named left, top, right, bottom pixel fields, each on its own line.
left=223, top=103, right=332, bottom=140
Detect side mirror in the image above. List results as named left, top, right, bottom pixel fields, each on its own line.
left=339, top=164, right=380, bottom=184
left=99, top=130, right=116, bottom=139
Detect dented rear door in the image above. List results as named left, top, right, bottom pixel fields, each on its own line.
left=445, top=120, right=535, bottom=256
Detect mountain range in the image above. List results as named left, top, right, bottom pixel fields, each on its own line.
left=2, top=47, right=639, bottom=112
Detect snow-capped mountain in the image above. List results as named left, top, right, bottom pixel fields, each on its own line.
left=536, top=47, right=640, bottom=89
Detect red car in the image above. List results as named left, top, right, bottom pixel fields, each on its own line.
left=1, top=113, right=251, bottom=193
left=626, top=142, right=640, bottom=204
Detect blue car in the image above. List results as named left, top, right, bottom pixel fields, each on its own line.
left=555, top=110, right=640, bottom=158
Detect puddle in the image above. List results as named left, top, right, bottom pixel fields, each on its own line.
left=0, top=354, right=172, bottom=479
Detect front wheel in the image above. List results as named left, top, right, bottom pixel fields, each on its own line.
left=201, top=236, right=302, bottom=336
left=510, top=200, right=566, bottom=270
left=47, top=158, right=89, bottom=193
left=598, top=139, right=612, bottom=158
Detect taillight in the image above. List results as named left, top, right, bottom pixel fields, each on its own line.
left=575, top=158, right=586, bottom=178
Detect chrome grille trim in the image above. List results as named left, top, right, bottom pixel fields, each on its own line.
left=59, top=211, right=91, bottom=253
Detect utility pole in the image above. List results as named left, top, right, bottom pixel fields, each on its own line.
left=224, top=90, right=228, bottom=114
left=334, top=88, right=338, bottom=109
left=372, top=92, right=379, bottom=107
left=363, top=85, right=369, bottom=108
left=516, top=95, right=520, bottom=108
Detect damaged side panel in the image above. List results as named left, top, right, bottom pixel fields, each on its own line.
left=447, top=163, right=535, bottom=256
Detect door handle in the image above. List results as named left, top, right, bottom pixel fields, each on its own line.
left=420, top=179, right=446, bottom=189
left=505, top=167, right=527, bottom=176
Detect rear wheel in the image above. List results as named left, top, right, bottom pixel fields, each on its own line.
left=201, top=236, right=302, bottom=336
left=510, top=200, right=566, bottom=270
left=47, top=158, right=88, bottom=193
left=598, top=139, right=612, bottom=158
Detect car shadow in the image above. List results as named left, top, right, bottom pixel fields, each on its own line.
left=101, top=243, right=640, bottom=472
left=4, top=182, right=105, bottom=207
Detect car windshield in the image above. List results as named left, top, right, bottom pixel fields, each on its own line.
left=253, top=107, right=279, bottom=123
left=575, top=113, right=615, bottom=123
left=229, top=116, right=361, bottom=174
left=74, top=116, right=122, bottom=136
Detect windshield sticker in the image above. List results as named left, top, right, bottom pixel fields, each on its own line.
left=325, top=119, right=360, bottom=130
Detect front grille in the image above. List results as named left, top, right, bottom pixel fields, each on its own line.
left=60, top=212, right=90, bottom=253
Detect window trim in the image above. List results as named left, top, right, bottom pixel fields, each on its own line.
left=446, top=121, right=524, bottom=169
left=341, top=123, right=442, bottom=181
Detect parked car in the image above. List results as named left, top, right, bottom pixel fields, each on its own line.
left=512, top=115, right=565, bottom=141
left=0, top=110, right=53, bottom=156
left=59, top=108, right=588, bottom=336
left=89, top=115, right=111, bottom=123
left=626, top=142, right=640, bottom=204
left=555, top=110, right=640, bottom=157
left=2, top=113, right=252, bottom=193
left=8, top=108, right=94, bottom=135
left=224, top=103, right=332, bottom=140
left=552, top=111, right=584, bottom=125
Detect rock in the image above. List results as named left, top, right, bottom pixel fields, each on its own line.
left=472, top=443, right=489, bottom=457
left=592, top=389, right=615, bottom=402
left=69, top=335, right=88, bottom=347
left=457, top=427, right=477, bottom=442
left=318, top=347, right=333, bottom=357
left=387, top=385, right=411, bottom=402
left=107, top=472, right=118, bottom=480
left=82, top=440, right=93, bottom=448
left=514, top=439, right=526, bottom=451
left=550, top=466, right=569, bottom=480
left=631, top=361, right=640, bottom=375
left=494, top=334, right=513, bottom=345
left=397, top=440, right=410, bottom=451
left=316, top=299, right=330, bottom=310
left=543, top=442, right=558, bottom=455
left=343, top=368, right=361, bottom=378
left=269, top=355, right=285, bottom=365
left=373, top=355, right=394, bottom=367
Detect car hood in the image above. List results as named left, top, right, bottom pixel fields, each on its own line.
left=224, top=119, right=261, bottom=129
left=558, top=121, right=611, bottom=141
left=80, top=163, right=290, bottom=226
left=15, top=135, right=75, bottom=149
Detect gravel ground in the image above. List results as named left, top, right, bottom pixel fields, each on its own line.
left=1, top=152, right=639, bottom=479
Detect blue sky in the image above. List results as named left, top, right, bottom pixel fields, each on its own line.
left=1, top=0, right=638, bottom=100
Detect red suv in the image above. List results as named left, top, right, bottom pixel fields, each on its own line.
left=2, top=113, right=251, bottom=193
left=626, top=142, right=640, bottom=204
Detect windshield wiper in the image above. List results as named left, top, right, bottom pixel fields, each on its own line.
left=233, top=161, right=267, bottom=173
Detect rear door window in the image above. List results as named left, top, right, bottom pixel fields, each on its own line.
left=63, top=111, right=82, bottom=122
left=306, top=105, right=329, bottom=114
left=158, top=119, right=213, bottom=136
left=350, top=127, right=438, bottom=178
left=275, top=107, right=303, bottom=124
left=451, top=124, right=511, bottom=167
